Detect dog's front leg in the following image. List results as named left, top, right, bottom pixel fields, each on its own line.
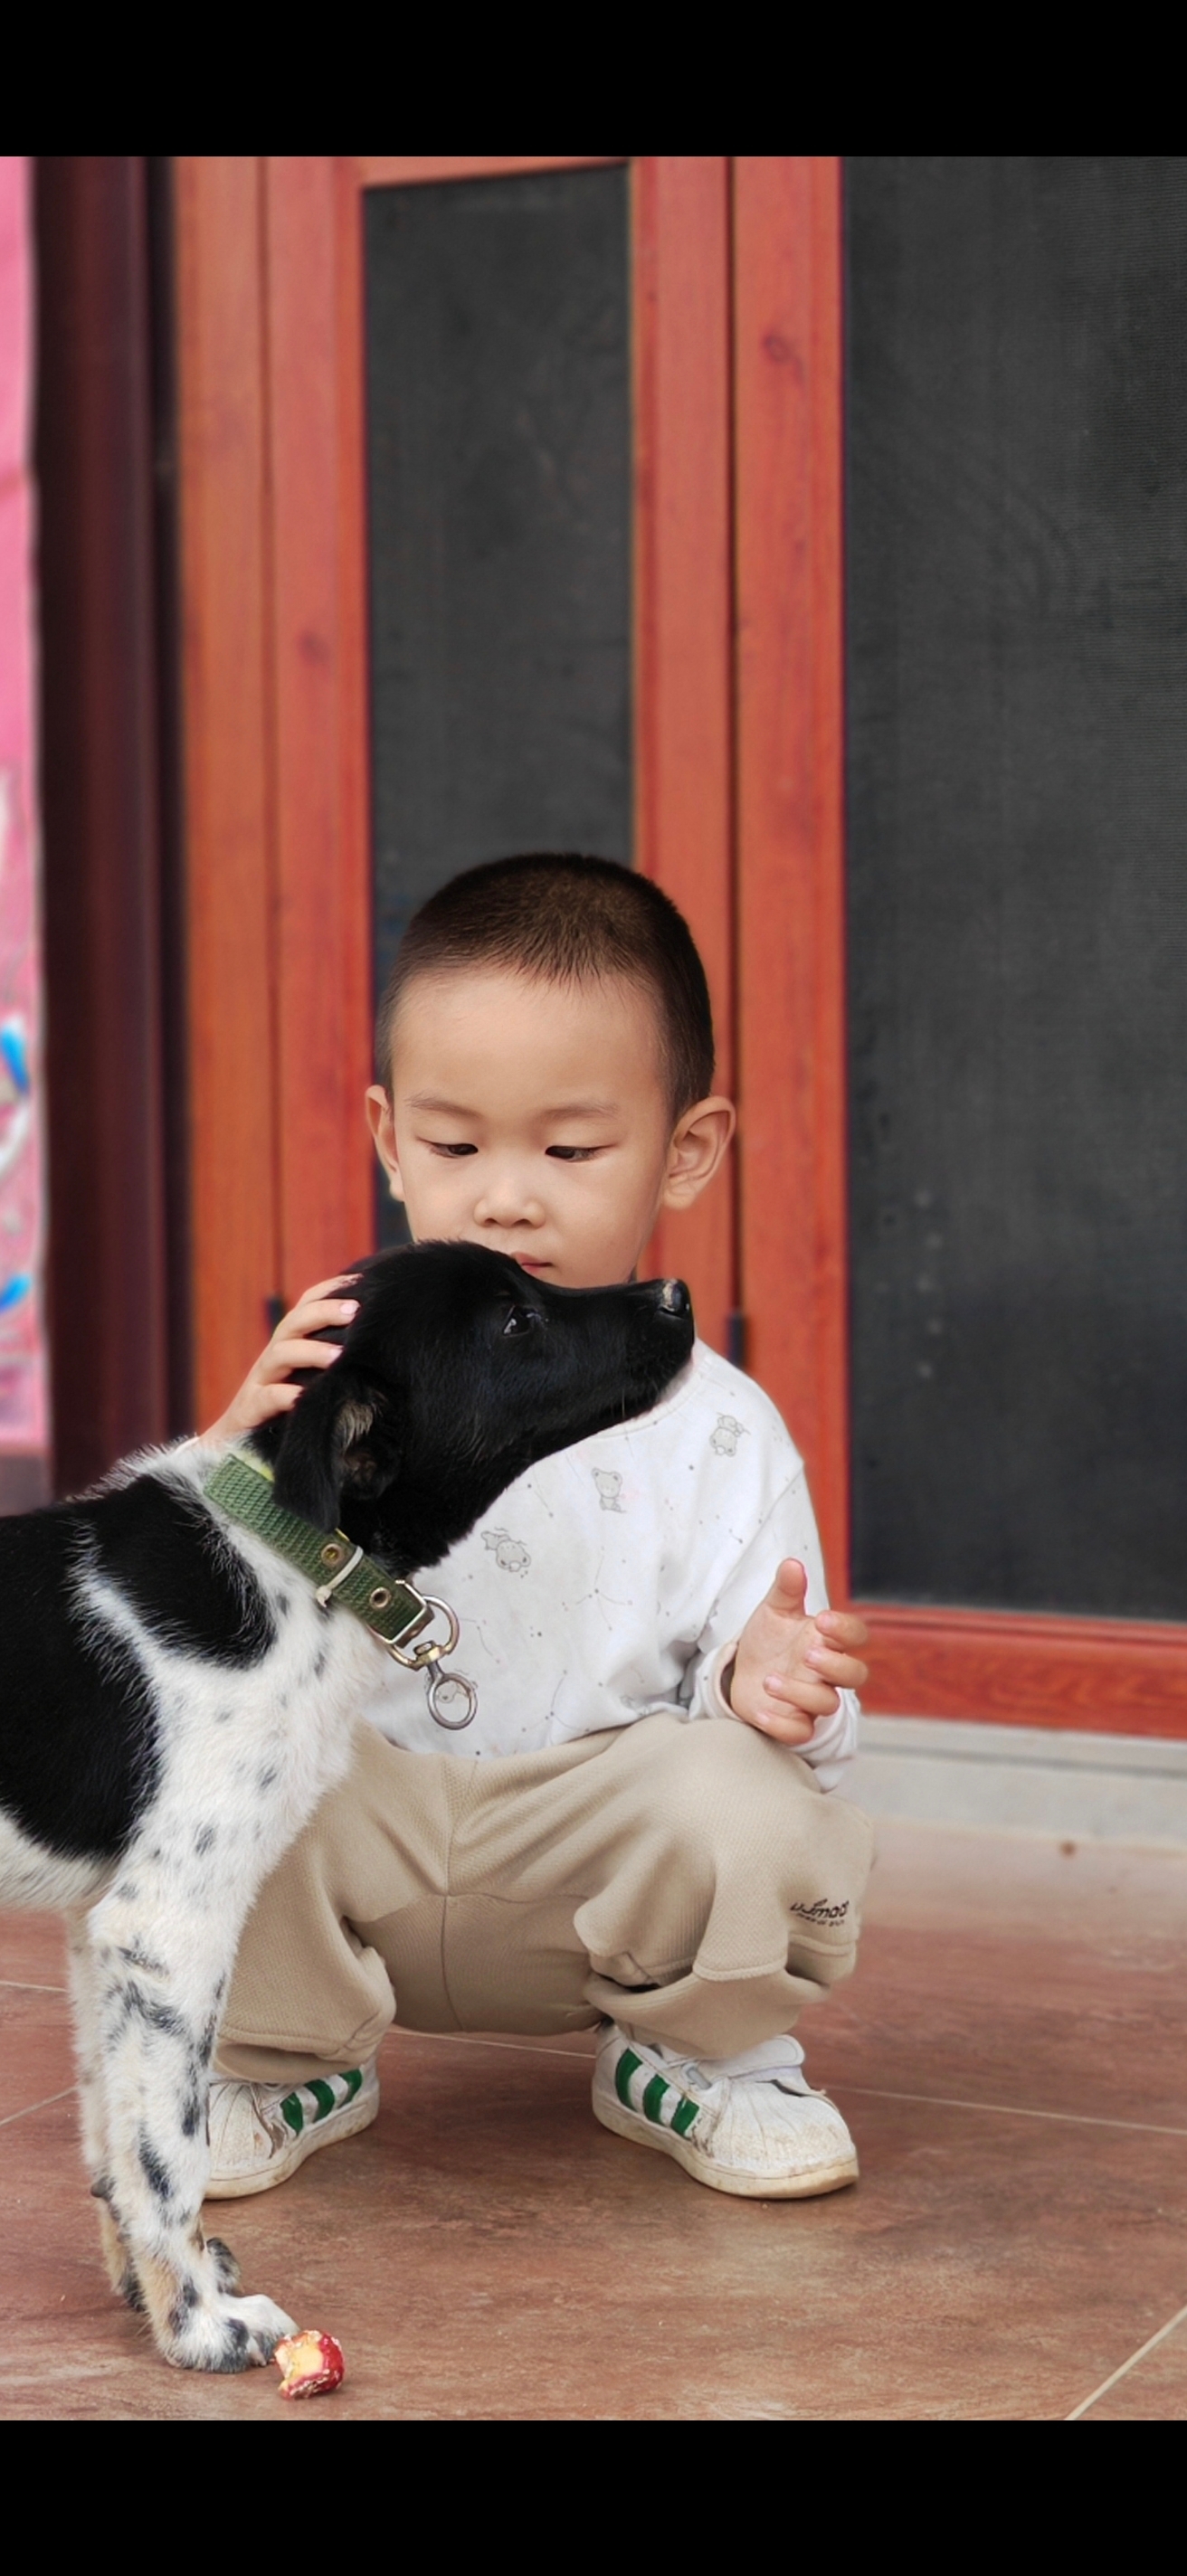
left=85, top=1891, right=295, bottom=2372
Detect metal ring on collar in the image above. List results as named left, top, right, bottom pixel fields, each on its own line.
left=379, top=1594, right=461, bottom=1669
left=426, top=1667, right=480, bottom=1729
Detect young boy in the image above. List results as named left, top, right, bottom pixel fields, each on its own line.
left=203, top=855, right=873, bottom=2202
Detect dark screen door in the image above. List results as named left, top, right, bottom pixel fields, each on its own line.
left=365, top=166, right=632, bottom=1240
left=846, top=156, right=1187, bottom=1621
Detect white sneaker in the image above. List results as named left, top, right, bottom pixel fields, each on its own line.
left=593, top=2027, right=858, bottom=2199
left=205, top=2062, right=380, bottom=2200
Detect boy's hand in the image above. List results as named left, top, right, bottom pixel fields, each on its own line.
left=724, top=1559, right=869, bottom=1747
left=203, top=1277, right=361, bottom=1445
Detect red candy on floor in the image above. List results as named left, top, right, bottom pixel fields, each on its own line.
left=273, top=2330, right=346, bottom=2400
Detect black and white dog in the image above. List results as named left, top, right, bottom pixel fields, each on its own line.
left=0, top=1243, right=693, bottom=2372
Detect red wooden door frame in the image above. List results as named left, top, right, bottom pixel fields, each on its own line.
left=634, top=158, right=735, bottom=1343
left=733, top=154, right=1187, bottom=1738
left=176, top=156, right=278, bottom=1435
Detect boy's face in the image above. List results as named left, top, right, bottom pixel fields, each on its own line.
left=366, top=968, right=733, bottom=1290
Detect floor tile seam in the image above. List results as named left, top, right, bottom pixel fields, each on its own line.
left=0, top=1978, right=68, bottom=1995
left=829, top=2081, right=1187, bottom=2139
left=1065, top=2298, right=1187, bottom=2420
left=0, top=2084, right=76, bottom=2132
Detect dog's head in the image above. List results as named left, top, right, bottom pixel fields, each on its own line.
left=256, top=1243, right=695, bottom=1573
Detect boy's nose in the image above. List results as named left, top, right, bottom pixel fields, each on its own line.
left=474, top=1175, right=546, bottom=1226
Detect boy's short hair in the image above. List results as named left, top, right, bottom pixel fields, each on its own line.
left=378, top=854, right=716, bottom=1122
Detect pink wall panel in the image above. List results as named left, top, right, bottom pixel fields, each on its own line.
left=0, top=157, right=48, bottom=1457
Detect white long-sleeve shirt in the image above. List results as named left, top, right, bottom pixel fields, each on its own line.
left=360, top=1340, right=859, bottom=1790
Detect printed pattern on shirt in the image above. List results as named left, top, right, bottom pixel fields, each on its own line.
left=482, top=1528, right=531, bottom=1575
left=710, top=1415, right=747, bottom=1455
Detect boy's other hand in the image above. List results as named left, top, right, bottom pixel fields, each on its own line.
left=203, top=1277, right=361, bottom=1445
left=725, top=1559, right=869, bottom=1746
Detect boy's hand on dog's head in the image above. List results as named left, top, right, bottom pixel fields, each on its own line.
left=203, top=1277, right=361, bottom=1444
left=724, top=1559, right=869, bottom=1746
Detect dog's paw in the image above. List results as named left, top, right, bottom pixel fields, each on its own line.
left=232, top=2293, right=299, bottom=2359
left=166, top=2291, right=299, bottom=2373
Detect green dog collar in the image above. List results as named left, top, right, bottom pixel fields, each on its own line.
left=204, top=1448, right=438, bottom=1659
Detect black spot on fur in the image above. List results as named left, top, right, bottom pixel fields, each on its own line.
left=208, top=2238, right=242, bottom=2295
left=119, top=1940, right=166, bottom=1976
left=194, top=1823, right=216, bottom=1857
left=210, top=2316, right=252, bottom=2372
left=257, top=1766, right=278, bottom=1791
left=128, top=1984, right=186, bottom=2041
left=138, top=2135, right=174, bottom=2202
left=181, top=2088, right=204, bottom=2139
left=169, top=2278, right=201, bottom=2334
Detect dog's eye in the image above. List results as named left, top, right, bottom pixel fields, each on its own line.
left=503, top=1305, right=542, bottom=1338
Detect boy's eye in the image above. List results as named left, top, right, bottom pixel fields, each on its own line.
left=428, top=1141, right=478, bottom=1157
left=503, top=1305, right=543, bottom=1337
left=546, top=1146, right=599, bottom=1162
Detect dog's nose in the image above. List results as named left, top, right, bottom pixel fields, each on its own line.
left=659, top=1278, right=691, bottom=1317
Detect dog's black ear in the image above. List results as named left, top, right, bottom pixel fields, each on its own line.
left=271, top=1368, right=400, bottom=1529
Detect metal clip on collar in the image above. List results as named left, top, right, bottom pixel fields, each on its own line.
left=371, top=1589, right=479, bottom=1731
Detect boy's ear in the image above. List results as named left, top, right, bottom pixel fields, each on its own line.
left=272, top=1368, right=401, bottom=1530
left=661, top=1095, right=736, bottom=1211
left=366, top=1086, right=405, bottom=1203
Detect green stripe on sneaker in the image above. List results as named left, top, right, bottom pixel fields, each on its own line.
left=614, top=2048, right=642, bottom=2109
left=671, top=2095, right=699, bottom=2137
left=641, top=2074, right=669, bottom=2126
left=342, top=2069, right=363, bottom=2103
left=280, top=2091, right=304, bottom=2137
left=309, top=2079, right=336, bottom=2121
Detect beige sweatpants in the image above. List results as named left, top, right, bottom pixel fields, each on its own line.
left=216, top=1712, right=874, bottom=2086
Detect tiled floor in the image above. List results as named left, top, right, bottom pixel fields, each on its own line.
left=2, top=1821, right=1185, bottom=2420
